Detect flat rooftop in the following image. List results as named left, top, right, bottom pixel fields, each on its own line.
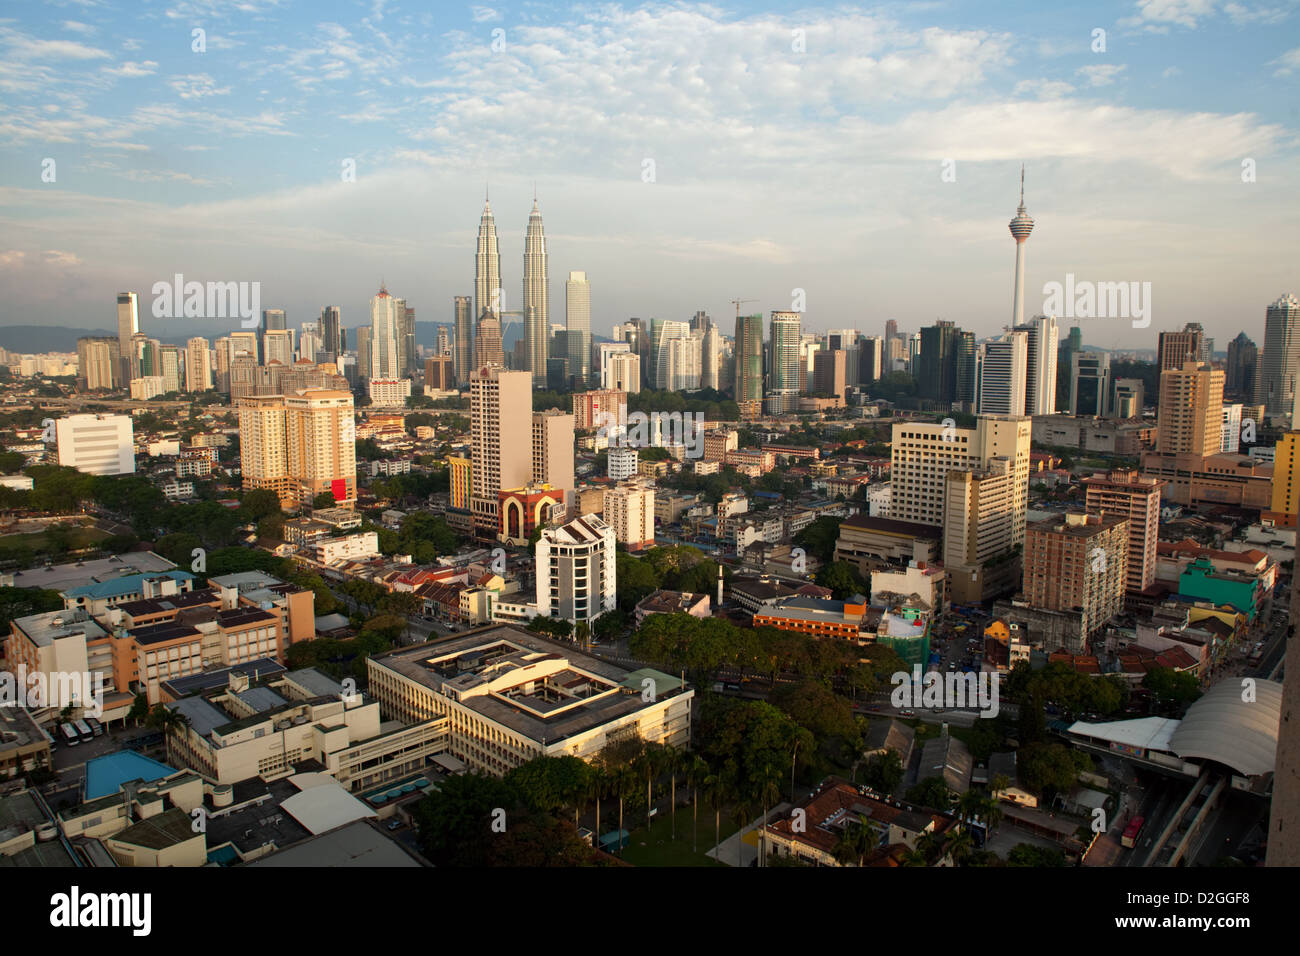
left=13, top=609, right=107, bottom=647
left=371, top=625, right=691, bottom=745
left=2, top=552, right=176, bottom=591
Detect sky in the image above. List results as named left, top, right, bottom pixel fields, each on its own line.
left=0, top=0, right=1297, bottom=352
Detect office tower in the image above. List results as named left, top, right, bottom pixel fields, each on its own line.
left=56, top=414, right=135, bottom=476
left=532, top=408, right=576, bottom=511
left=858, top=335, right=883, bottom=386
left=1157, top=324, right=1205, bottom=372
left=952, top=330, right=976, bottom=411
left=1023, top=513, right=1129, bottom=636
left=565, top=272, right=591, bottom=388
left=159, top=345, right=184, bottom=393
left=944, top=458, right=1021, bottom=604
left=397, top=301, right=415, bottom=378
left=917, top=321, right=960, bottom=408
left=127, top=333, right=153, bottom=380
left=1157, top=361, right=1224, bottom=456
left=321, top=306, right=342, bottom=357
left=261, top=309, right=286, bottom=334
left=798, top=338, right=819, bottom=393
left=768, top=310, right=801, bottom=413
left=734, top=313, right=764, bottom=404
left=889, top=415, right=1031, bottom=534
left=475, top=193, right=502, bottom=326
left=522, top=197, right=549, bottom=385
left=701, top=323, right=720, bottom=391
left=355, top=326, right=372, bottom=382
left=535, top=514, right=617, bottom=624
left=1226, top=332, right=1258, bottom=399
left=608, top=445, right=638, bottom=481
left=1070, top=351, right=1111, bottom=416
left=1015, top=314, right=1058, bottom=416
left=1110, top=378, right=1144, bottom=418
left=425, top=356, right=455, bottom=392
left=470, top=367, right=533, bottom=538
left=77, top=337, right=121, bottom=391
left=885, top=319, right=898, bottom=344
left=474, top=312, right=504, bottom=369
left=605, top=352, right=641, bottom=394
left=262, top=329, right=294, bottom=367
left=365, top=287, right=400, bottom=380
left=812, top=349, right=847, bottom=403
left=436, top=326, right=450, bottom=357
left=604, top=481, right=655, bottom=550
left=286, top=389, right=356, bottom=506
left=975, top=331, right=1028, bottom=415
left=547, top=355, right=570, bottom=391
left=1081, top=470, right=1165, bottom=593
left=1008, top=167, right=1034, bottom=328
left=690, top=310, right=711, bottom=334
left=116, top=293, right=138, bottom=384
left=453, top=296, right=473, bottom=384
left=1221, top=403, right=1243, bottom=453
left=1257, top=293, right=1300, bottom=417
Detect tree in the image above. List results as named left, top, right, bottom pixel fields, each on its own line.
left=814, top=560, right=865, bottom=599
left=861, top=748, right=905, bottom=794
left=1142, top=666, right=1202, bottom=709
left=792, top=516, right=842, bottom=565
left=239, top=488, right=282, bottom=522
left=833, top=814, right=880, bottom=867
left=312, top=491, right=336, bottom=510
left=413, top=772, right=518, bottom=866
left=906, top=776, right=956, bottom=811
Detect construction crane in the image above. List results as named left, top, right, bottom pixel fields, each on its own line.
left=731, top=298, right=758, bottom=320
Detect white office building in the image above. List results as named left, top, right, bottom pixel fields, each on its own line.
left=55, top=414, right=135, bottom=476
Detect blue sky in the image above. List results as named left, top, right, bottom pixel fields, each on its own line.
left=0, top=0, right=1296, bottom=351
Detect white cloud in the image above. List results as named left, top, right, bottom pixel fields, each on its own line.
left=0, top=27, right=110, bottom=60
left=103, top=60, right=158, bottom=77
left=0, top=251, right=26, bottom=267
left=1119, top=0, right=1215, bottom=30
left=1162, top=66, right=1182, bottom=77
left=1223, top=2, right=1292, bottom=24
left=471, top=6, right=502, bottom=22
left=1272, top=46, right=1300, bottom=75
left=43, top=250, right=82, bottom=266
left=1015, top=78, right=1076, bottom=98
left=62, top=21, right=96, bottom=34
left=168, top=73, right=232, bottom=99
left=1076, top=63, right=1128, bottom=86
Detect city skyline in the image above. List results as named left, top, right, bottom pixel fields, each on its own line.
left=0, top=2, right=1296, bottom=347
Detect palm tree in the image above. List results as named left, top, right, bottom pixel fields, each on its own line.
left=730, top=794, right=754, bottom=868
left=917, top=829, right=949, bottom=865
left=612, top=765, right=635, bottom=854
left=702, top=772, right=727, bottom=860
left=832, top=815, right=880, bottom=867
left=637, top=742, right=665, bottom=833
left=957, top=789, right=985, bottom=827
left=687, top=756, right=709, bottom=854
left=663, top=745, right=681, bottom=842
left=981, top=795, right=1004, bottom=835
left=754, top=763, right=782, bottom=867
left=901, top=846, right=929, bottom=867
left=945, top=828, right=975, bottom=865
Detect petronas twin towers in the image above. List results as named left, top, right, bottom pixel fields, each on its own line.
left=474, top=190, right=549, bottom=385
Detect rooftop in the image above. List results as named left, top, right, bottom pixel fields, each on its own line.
left=2, top=552, right=177, bottom=592
left=84, top=750, right=178, bottom=801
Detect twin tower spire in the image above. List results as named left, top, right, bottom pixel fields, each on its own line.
left=475, top=188, right=548, bottom=385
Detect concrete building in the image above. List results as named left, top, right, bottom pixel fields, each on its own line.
left=1081, top=470, right=1165, bottom=593
left=470, top=367, right=533, bottom=538
left=1023, top=512, right=1129, bottom=638
left=608, top=445, right=638, bottom=481
left=55, top=414, right=135, bottom=475
left=975, top=331, right=1028, bottom=416
left=315, top=532, right=380, bottom=564
left=1070, top=351, right=1111, bottom=417
left=834, top=515, right=942, bottom=573
left=944, top=459, right=1021, bottom=604
left=367, top=627, right=692, bottom=775
left=603, top=480, right=655, bottom=550
left=603, top=351, right=641, bottom=394
left=238, top=389, right=356, bottom=508
left=1158, top=361, right=1225, bottom=456
left=536, top=514, right=616, bottom=625
left=1256, top=293, right=1300, bottom=418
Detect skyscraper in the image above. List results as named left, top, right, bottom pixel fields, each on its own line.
left=1257, top=293, right=1300, bottom=417
left=475, top=193, right=502, bottom=327
left=1008, top=166, right=1034, bottom=328
left=768, top=311, right=801, bottom=413
left=1157, top=325, right=1205, bottom=372
left=1070, top=351, right=1110, bottom=417
left=523, top=196, right=549, bottom=386
left=470, top=367, right=533, bottom=538
left=454, top=295, right=473, bottom=384
left=654, top=321, right=697, bottom=390
left=436, top=326, right=450, bottom=357
left=475, top=312, right=504, bottom=369
left=917, top=321, right=960, bottom=408
left=1157, top=361, right=1224, bottom=456
left=320, top=306, right=342, bottom=357
left=262, top=309, right=286, bottom=334
left=116, top=292, right=138, bottom=385
left=701, top=322, right=720, bottom=390
left=1016, top=314, right=1058, bottom=416
left=734, top=313, right=764, bottom=405
left=1081, top=470, right=1165, bottom=593
left=975, top=331, right=1028, bottom=415
left=954, top=330, right=976, bottom=411
left=565, top=271, right=591, bottom=388
left=369, top=286, right=401, bottom=381
left=355, top=327, right=371, bottom=382
left=1023, top=513, right=1129, bottom=639
left=1226, top=332, right=1258, bottom=399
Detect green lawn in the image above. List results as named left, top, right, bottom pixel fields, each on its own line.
left=0, top=526, right=109, bottom=554
left=618, top=811, right=742, bottom=867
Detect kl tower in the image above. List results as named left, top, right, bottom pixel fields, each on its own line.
left=1008, top=165, right=1034, bottom=327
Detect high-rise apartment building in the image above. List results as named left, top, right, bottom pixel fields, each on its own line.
left=320, top=306, right=342, bottom=358
left=238, top=390, right=355, bottom=507
left=263, top=329, right=294, bottom=367
left=159, top=344, right=184, bottom=393
left=475, top=195, right=502, bottom=327
left=701, top=323, right=720, bottom=391
left=734, top=313, right=764, bottom=405
left=1022, top=512, right=1129, bottom=637
left=890, top=415, right=1031, bottom=535
left=449, top=455, right=472, bottom=511
left=1271, top=432, right=1300, bottom=520
left=1081, top=470, right=1164, bottom=593
left=116, top=293, right=138, bottom=384
left=523, top=198, right=549, bottom=385
left=608, top=445, right=638, bottom=481
left=1157, top=325, right=1205, bottom=372
left=654, top=321, right=698, bottom=390
left=78, top=336, right=121, bottom=391
left=975, top=331, right=1028, bottom=416
left=572, top=389, right=627, bottom=432
left=1157, top=361, right=1224, bottom=456
left=535, top=514, right=616, bottom=625
left=368, top=287, right=401, bottom=381
left=470, top=367, right=533, bottom=538
left=262, top=309, right=286, bottom=333
left=603, top=480, right=655, bottom=550
left=604, top=352, right=641, bottom=394
left=565, top=272, right=591, bottom=389
left=1257, top=293, right=1300, bottom=418
left=768, top=311, right=801, bottom=412
left=532, top=408, right=576, bottom=512
left=56, top=414, right=135, bottom=476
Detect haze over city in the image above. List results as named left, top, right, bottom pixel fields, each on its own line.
left=1, top=0, right=1297, bottom=347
